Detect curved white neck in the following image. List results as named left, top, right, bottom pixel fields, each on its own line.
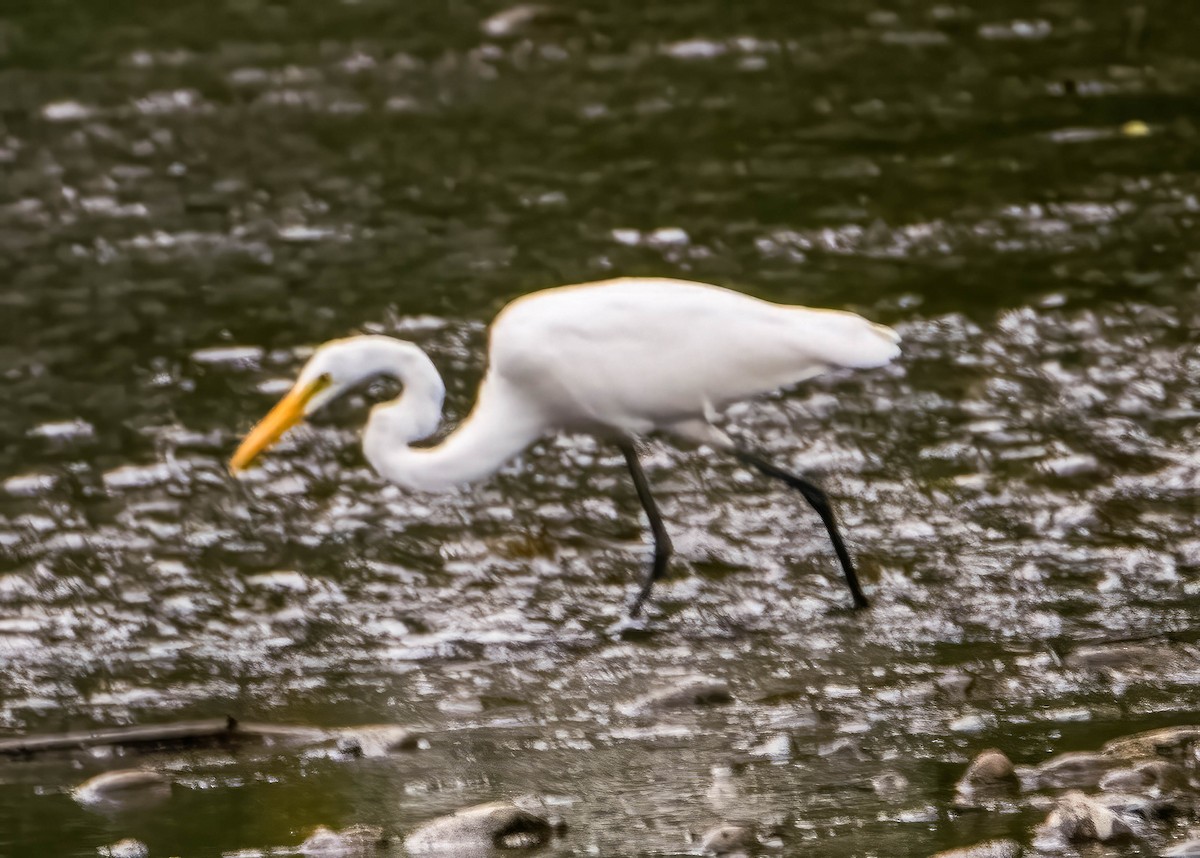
left=361, top=345, right=542, bottom=493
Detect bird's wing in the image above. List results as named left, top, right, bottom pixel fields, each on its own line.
left=486, top=278, right=899, bottom=431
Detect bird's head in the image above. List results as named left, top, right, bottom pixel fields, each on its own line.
left=228, top=335, right=416, bottom=473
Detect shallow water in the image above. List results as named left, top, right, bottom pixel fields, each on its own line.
left=2, top=0, right=1199, bottom=855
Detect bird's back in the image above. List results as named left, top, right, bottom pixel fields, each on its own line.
left=484, top=278, right=899, bottom=434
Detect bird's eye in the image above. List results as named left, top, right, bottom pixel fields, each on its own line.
left=315, top=373, right=333, bottom=391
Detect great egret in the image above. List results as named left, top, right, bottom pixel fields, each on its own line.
left=229, top=277, right=900, bottom=615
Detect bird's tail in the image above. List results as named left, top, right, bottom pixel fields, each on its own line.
left=795, top=309, right=901, bottom=369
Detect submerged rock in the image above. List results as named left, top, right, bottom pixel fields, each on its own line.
left=706, top=765, right=739, bottom=809
left=1035, top=791, right=1134, bottom=844
left=699, top=824, right=754, bottom=855
left=948, top=714, right=993, bottom=734
left=871, top=769, right=911, bottom=798
left=102, top=463, right=172, bottom=491
left=1041, top=453, right=1100, bottom=478
left=480, top=4, right=578, bottom=39
left=1102, top=725, right=1200, bottom=759
left=404, top=801, right=552, bottom=853
left=334, top=725, right=423, bottom=757
left=1093, top=791, right=1180, bottom=822
left=1034, top=751, right=1116, bottom=789
left=298, top=824, right=387, bottom=856
left=818, top=737, right=869, bottom=762
left=74, top=769, right=171, bottom=808
left=935, top=669, right=976, bottom=701
left=2, top=472, right=59, bottom=497
left=747, top=733, right=793, bottom=762
left=1098, top=759, right=1188, bottom=793
left=929, top=839, right=1021, bottom=858
left=191, top=345, right=264, bottom=367
left=626, top=676, right=732, bottom=714
left=99, top=839, right=149, bottom=858
left=1065, top=642, right=1178, bottom=672
left=233, top=722, right=330, bottom=745
left=955, top=749, right=1017, bottom=800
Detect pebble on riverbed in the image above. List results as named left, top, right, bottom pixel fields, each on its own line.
left=1101, top=725, right=1200, bottom=759
left=404, top=801, right=553, bottom=853
left=817, top=736, right=868, bottom=762
left=934, top=669, right=976, bottom=701
left=957, top=719, right=1200, bottom=855
left=871, top=769, right=911, bottom=799
left=624, top=675, right=733, bottom=714
left=73, top=769, right=171, bottom=809
left=298, top=824, right=388, bottom=856
left=98, top=839, right=149, bottom=858
left=333, top=725, right=423, bottom=757
left=928, top=838, right=1021, bottom=858
left=1034, top=790, right=1135, bottom=845
left=480, top=4, right=579, bottom=39
left=699, top=823, right=755, bottom=855
left=1098, top=759, right=1189, bottom=793
left=1064, top=641, right=1185, bottom=672
left=746, top=733, right=793, bottom=763
left=1032, top=750, right=1118, bottom=789
left=954, top=749, right=1017, bottom=802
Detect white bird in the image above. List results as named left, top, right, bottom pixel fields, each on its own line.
left=229, top=277, right=900, bottom=615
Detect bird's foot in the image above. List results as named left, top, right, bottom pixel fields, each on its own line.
left=828, top=599, right=870, bottom=617
left=605, top=612, right=652, bottom=638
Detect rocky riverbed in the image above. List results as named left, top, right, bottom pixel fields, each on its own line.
left=2, top=0, right=1199, bottom=854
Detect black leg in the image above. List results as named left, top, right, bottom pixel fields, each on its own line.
left=618, top=439, right=673, bottom=616
left=735, top=450, right=869, bottom=609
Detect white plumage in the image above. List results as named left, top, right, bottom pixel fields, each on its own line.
left=487, top=277, right=899, bottom=437
left=230, top=277, right=900, bottom=614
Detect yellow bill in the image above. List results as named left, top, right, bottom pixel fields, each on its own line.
left=229, top=378, right=326, bottom=474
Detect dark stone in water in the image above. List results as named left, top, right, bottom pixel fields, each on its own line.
left=699, top=824, right=754, bottom=855
left=73, top=769, right=171, bottom=808
left=298, top=824, right=388, bottom=856
left=480, top=4, right=579, bottom=39
left=746, top=733, right=793, bottom=762
left=955, top=749, right=1016, bottom=800
left=929, top=839, right=1021, bottom=858
left=1093, top=791, right=1181, bottom=822
left=1102, top=726, right=1200, bottom=759
left=404, top=801, right=552, bottom=853
left=1034, top=750, right=1117, bottom=789
left=334, top=725, right=423, bottom=757
left=1036, top=791, right=1135, bottom=844
left=1065, top=642, right=1182, bottom=672
left=935, top=669, right=976, bottom=701
left=1097, top=766, right=1155, bottom=794
left=871, top=769, right=911, bottom=798
left=98, top=839, right=149, bottom=858
left=627, top=676, right=733, bottom=713
left=817, top=737, right=868, bottom=762
left=1099, top=759, right=1188, bottom=794
left=216, top=721, right=330, bottom=745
